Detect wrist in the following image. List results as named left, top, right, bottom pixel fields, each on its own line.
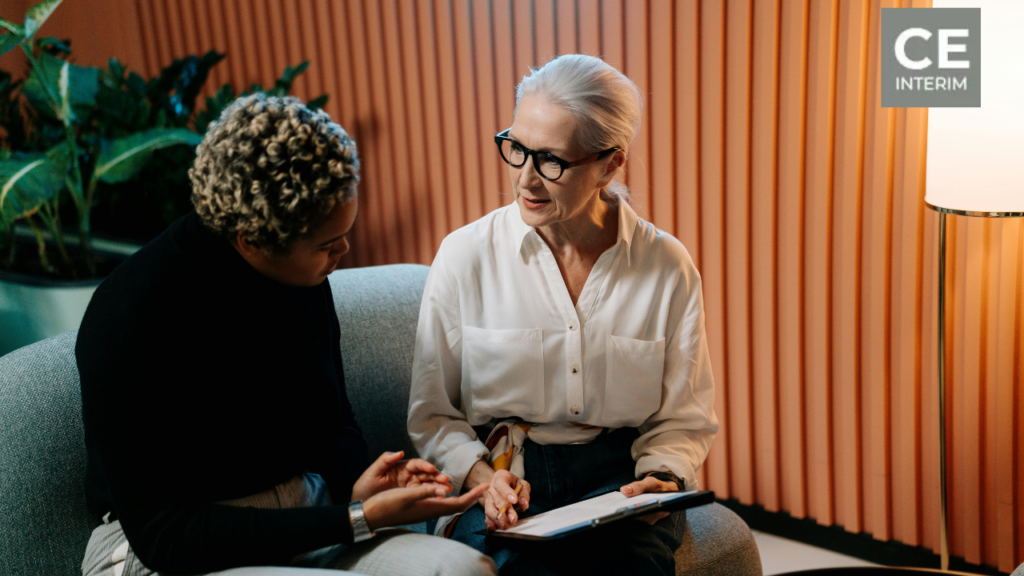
left=462, top=460, right=495, bottom=493
left=349, top=500, right=376, bottom=542
left=645, top=471, right=685, bottom=491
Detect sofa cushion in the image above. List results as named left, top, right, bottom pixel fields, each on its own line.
left=0, top=330, right=95, bottom=576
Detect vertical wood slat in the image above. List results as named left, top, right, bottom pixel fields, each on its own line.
left=379, top=0, right=418, bottom=264
left=473, top=0, right=503, bottom=216
left=534, top=0, right=556, bottom=62
left=415, top=0, right=452, bottom=258
left=342, top=0, right=384, bottom=267
left=397, top=1, right=437, bottom=266
left=556, top=0, right=577, bottom=55
left=724, top=0, right=754, bottom=507
left=117, top=1, right=1021, bottom=569
left=803, top=0, right=838, bottom=527
left=492, top=0, right=516, bottom=204
left=989, top=218, right=1018, bottom=572
left=577, top=0, right=600, bottom=55
left=673, top=0, right=700, bottom=266
left=698, top=0, right=730, bottom=500
left=954, top=216, right=985, bottom=564
left=624, top=0, right=650, bottom=220
left=204, top=0, right=231, bottom=94
left=831, top=0, right=867, bottom=534
left=452, top=0, right=484, bottom=226
left=861, top=0, right=896, bottom=545
left=279, top=0, right=308, bottom=100
left=648, top=0, right=674, bottom=236
left=434, top=0, right=469, bottom=233
left=296, top=2, right=321, bottom=104
left=776, top=0, right=810, bottom=520
left=750, top=0, right=781, bottom=513
left=135, top=0, right=161, bottom=77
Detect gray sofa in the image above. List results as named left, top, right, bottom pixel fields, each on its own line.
left=0, top=264, right=761, bottom=576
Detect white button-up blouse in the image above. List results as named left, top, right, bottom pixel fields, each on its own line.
left=407, top=200, right=719, bottom=494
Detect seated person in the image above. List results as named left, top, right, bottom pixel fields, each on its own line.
left=77, top=94, right=494, bottom=576
left=407, top=54, right=719, bottom=575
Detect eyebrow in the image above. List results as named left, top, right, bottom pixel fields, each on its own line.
left=507, top=132, right=563, bottom=156
left=317, top=234, right=346, bottom=247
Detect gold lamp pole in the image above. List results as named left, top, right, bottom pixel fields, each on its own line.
left=925, top=0, right=1024, bottom=572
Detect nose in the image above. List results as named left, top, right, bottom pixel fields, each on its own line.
left=331, top=238, right=349, bottom=257
left=516, top=154, right=544, bottom=189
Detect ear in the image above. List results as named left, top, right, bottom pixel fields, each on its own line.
left=231, top=231, right=260, bottom=257
left=596, top=150, right=626, bottom=187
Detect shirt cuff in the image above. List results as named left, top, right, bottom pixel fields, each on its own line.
left=635, top=456, right=698, bottom=492
left=442, top=440, right=490, bottom=495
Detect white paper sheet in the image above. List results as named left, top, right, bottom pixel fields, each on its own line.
left=496, top=490, right=697, bottom=537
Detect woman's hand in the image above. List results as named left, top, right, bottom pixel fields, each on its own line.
left=362, top=482, right=489, bottom=531
left=619, top=474, right=680, bottom=525
left=351, top=451, right=451, bottom=502
left=480, top=468, right=531, bottom=531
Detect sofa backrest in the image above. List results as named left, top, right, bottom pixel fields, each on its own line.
left=328, top=264, right=428, bottom=457
left=0, top=264, right=429, bottom=576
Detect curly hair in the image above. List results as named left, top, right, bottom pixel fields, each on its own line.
left=189, top=93, right=360, bottom=254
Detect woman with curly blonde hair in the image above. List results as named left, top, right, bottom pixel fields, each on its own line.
left=77, top=94, right=495, bottom=576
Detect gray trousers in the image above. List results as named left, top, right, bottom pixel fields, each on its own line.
left=81, top=474, right=496, bottom=576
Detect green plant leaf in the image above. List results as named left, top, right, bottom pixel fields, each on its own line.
left=94, top=128, right=201, bottom=184
left=0, top=152, right=66, bottom=224
left=307, top=94, right=328, bottom=110
left=0, top=33, right=19, bottom=57
left=23, top=0, right=63, bottom=38
left=0, top=19, right=24, bottom=35
left=23, top=52, right=98, bottom=119
left=36, top=36, right=70, bottom=54
left=59, top=60, right=73, bottom=123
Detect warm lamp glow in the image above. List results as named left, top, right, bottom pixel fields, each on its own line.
left=925, top=0, right=1024, bottom=215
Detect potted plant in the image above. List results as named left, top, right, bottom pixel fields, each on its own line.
left=0, top=0, right=327, bottom=356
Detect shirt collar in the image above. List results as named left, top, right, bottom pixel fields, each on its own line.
left=509, top=196, right=638, bottom=266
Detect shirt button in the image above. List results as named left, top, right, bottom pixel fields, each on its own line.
left=570, top=363, right=580, bottom=374
left=570, top=405, right=581, bottom=415
left=568, top=319, right=579, bottom=331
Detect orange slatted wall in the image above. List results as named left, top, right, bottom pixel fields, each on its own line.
left=18, top=0, right=1024, bottom=571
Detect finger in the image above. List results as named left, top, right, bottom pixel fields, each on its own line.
left=459, top=483, right=489, bottom=505
left=369, top=451, right=403, bottom=475
left=517, top=480, right=531, bottom=510
left=400, top=483, right=449, bottom=504
left=498, top=476, right=521, bottom=505
left=620, top=479, right=650, bottom=496
left=402, top=458, right=437, bottom=474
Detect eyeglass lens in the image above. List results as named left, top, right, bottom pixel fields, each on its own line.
left=499, top=139, right=564, bottom=180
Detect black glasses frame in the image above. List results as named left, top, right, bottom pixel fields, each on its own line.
left=494, top=128, right=619, bottom=181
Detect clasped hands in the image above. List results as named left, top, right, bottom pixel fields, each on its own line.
left=465, top=461, right=680, bottom=531
left=351, top=451, right=488, bottom=531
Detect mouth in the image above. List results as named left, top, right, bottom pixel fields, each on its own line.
left=521, top=196, right=551, bottom=210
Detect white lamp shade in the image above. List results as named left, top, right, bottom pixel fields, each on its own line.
left=925, top=0, right=1024, bottom=215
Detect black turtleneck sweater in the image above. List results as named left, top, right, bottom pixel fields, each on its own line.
left=77, top=211, right=371, bottom=573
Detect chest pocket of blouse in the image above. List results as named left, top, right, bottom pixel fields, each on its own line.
left=603, top=335, right=666, bottom=427
left=462, top=326, right=545, bottom=418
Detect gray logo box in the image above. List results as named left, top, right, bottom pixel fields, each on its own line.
left=881, top=8, right=980, bottom=108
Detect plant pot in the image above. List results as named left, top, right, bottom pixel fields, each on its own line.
left=0, top=236, right=139, bottom=357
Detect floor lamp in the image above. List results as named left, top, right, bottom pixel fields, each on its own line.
left=925, top=0, right=1024, bottom=572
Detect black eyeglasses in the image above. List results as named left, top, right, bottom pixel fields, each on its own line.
left=494, top=128, right=619, bottom=181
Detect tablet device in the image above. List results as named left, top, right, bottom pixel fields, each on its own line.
left=483, top=489, right=715, bottom=541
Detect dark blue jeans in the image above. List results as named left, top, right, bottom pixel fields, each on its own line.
left=449, top=428, right=687, bottom=576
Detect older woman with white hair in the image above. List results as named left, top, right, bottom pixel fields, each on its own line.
left=407, top=54, right=719, bottom=575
